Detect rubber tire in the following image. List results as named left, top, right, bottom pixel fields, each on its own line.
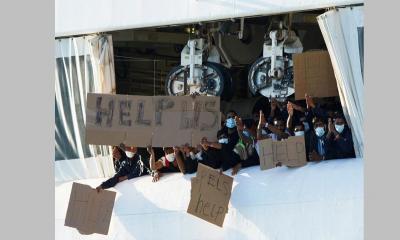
left=164, top=65, right=186, bottom=95
left=248, top=57, right=271, bottom=96
left=205, top=62, right=234, bottom=101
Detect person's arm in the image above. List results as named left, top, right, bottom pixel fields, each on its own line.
left=147, top=146, right=156, bottom=171
left=174, top=147, right=186, bottom=174
left=289, top=101, right=306, bottom=113
left=267, top=125, right=289, bottom=139
left=202, top=137, right=222, bottom=149
left=267, top=98, right=278, bottom=123
left=286, top=102, right=294, bottom=135
left=257, top=110, right=268, bottom=140
left=235, top=116, right=252, bottom=145
left=326, top=118, right=337, bottom=140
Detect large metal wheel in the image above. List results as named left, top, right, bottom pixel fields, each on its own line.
left=165, top=62, right=225, bottom=97
left=248, top=56, right=294, bottom=100
left=206, top=62, right=234, bottom=101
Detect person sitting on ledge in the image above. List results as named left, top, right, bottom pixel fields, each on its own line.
left=96, top=145, right=148, bottom=192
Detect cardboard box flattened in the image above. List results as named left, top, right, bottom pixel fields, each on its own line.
left=259, top=136, right=307, bottom=170
left=64, top=182, right=116, bottom=235
left=85, top=94, right=221, bottom=147
left=187, top=163, right=233, bottom=227
left=294, top=50, right=338, bottom=100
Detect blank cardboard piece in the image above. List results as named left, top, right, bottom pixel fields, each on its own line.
left=294, top=50, right=338, bottom=100
left=258, top=139, right=276, bottom=170
left=284, top=136, right=307, bottom=167
left=64, top=182, right=116, bottom=235
left=187, top=163, right=233, bottom=227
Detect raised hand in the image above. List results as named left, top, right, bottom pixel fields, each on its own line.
left=305, top=93, right=316, bottom=109
left=201, top=137, right=209, bottom=148
left=146, top=145, right=153, bottom=154
left=173, top=146, right=180, bottom=155
left=287, top=102, right=294, bottom=116
left=270, top=97, right=278, bottom=111
left=258, top=110, right=266, bottom=128
left=181, top=143, right=191, bottom=155
left=328, top=118, right=335, bottom=133
left=235, top=116, right=244, bottom=131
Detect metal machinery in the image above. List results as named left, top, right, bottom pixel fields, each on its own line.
left=248, top=19, right=303, bottom=101
left=165, top=37, right=233, bottom=100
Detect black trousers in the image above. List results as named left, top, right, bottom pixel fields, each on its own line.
left=241, top=152, right=260, bottom=168
left=221, top=152, right=241, bottom=171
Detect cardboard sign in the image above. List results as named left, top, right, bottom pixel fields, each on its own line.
left=258, top=136, right=307, bottom=170
left=85, top=94, right=220, bottom=147
left=294, top=50, right=339, bottom=100
left=187, top=163, right=233, bottom=227
left=64, top=182, right=116, bottom=235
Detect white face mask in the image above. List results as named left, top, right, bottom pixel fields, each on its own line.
left=294, top=131, right=305, bottom=136
left=125, top=151, right=135, bottom=158
left=218, top=138, right=229, bottom=144
left=315, top=127, right=325, bottom=137
left=261, top=129, right=267, bottom=135
left=335, top=124, right=345, bottom=133
left=195, top=152, right=203, bottom=161
left=165, top=153, right=175, bottom=162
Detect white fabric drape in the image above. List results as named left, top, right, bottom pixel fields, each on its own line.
left=55, top=35, right=116, bottom=182
left=317, top=6, right=364, bottom=158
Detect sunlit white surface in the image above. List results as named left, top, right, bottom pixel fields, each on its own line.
left=55, top=157, right=363, bottom=240
left=55, top=0, right=364, bottom=37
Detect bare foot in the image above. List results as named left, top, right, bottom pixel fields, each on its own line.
left=231, top=163, right=242, bottom=176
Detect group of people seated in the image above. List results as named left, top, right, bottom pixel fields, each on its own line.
left=96, top=94, right=355, bottom=192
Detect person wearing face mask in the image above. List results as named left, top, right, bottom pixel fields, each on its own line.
left=286, top=102, right=311, bottom=156
left=308, top=117, right=335, bottom=161
left=231, top=116, right=260, bottom=175
left=176, top=144, right=202, bottom=174
left=257, top=110, right=290, bottom=141
left=147, top=146, right=197, bottom=182
left=147, top=146, right=184, bottom=182
left=96, top=145, right=148, bottom=192
left=199, top=110, right=242, bottom=175
left=326, top=112, right=356, bottom=159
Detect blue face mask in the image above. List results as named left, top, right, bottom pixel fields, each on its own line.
left=335, top=124, right=345, bottom=133
left=226, top=118, right=236, bottom=128
left=315, top=127, right=325, bottom=137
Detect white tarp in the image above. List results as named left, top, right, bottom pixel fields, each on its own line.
left=56, top=158, right=363, bottom=240
left=55, top=0, right=363, bottom=37
left=317, top=6, right=364, bottom=157
left=55, top=35, right=116, bottom=182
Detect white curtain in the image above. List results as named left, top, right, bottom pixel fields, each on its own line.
left=317, top=6, right=364, bottom=158
left=55, top=35, right=116, bottom=182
